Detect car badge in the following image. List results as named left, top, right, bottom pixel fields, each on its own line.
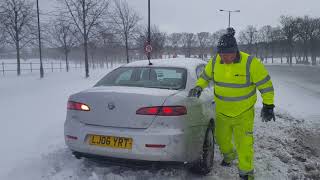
left=107, top=102, right=115, bottom=110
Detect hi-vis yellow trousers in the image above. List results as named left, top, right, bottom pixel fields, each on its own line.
left=215, top=107, right=255, bottom=175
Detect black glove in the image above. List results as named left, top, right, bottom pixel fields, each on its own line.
left=188, top=86, right=203, bottom=98
left=261, top=104, right=276, bottom=122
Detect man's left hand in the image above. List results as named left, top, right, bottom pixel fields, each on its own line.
left=261, top=104, right=276, bottom=122
left=188, top=86, right=202, bottom=98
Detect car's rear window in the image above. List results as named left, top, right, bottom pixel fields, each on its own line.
left=94, top=67, right=187, bottom=90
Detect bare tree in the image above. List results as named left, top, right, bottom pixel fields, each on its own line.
left=148, top=26, right=166, bottom=58
left=310, top=18, right=320, bottom=65
left=0, top=29, right=5, bottom=49
left=0, top=0, right=36, bottom=75
left=152, top=31, right=167, bottom=58
left=168, top=33, right=182, bottom=57
left=0, top=21, right=6, bottom=48
left=259, top=25, right=272, bottom=61
left=296, top=16, right=311, bottom=64
left=96, top=29, right=121, bottom=66
left=111, top=0, right=140, bottom=63
left=280, top=15, right=299, bottom=65
left=238, top=25, right=258, bottom=55
left=62, top=0, right=110, bottom=77
left=296, top=16, right=320, bottom=65
left=197, top=32, right=210, bottom=59
left=45, top=16, right=77, bottom=72
left=269, top=26, right=283, bottom=63
left=87, top=41, right=98, bottom=69
left=181, top=33, right=196, bottom=58
left=136, top=25, right=166, bottom=59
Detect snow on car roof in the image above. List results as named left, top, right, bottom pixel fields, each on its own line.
left=123, top=58, right=207, bottom=70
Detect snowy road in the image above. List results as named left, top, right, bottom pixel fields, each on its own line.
left=0, top=65, right=319, bottom=180
left=268, top=65, right=320, bottom=124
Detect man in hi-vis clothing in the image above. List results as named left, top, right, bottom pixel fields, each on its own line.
left=189, top=28, right=275, bottom=180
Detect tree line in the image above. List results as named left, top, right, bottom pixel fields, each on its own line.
left=164, top=15, right=320, bottom=66
left=238, top=16, right=320, bottom=65
left=0, top=0, right=319, bottom=77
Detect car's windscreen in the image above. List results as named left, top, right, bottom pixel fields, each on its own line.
left=94, top=67, right=187, bottom=90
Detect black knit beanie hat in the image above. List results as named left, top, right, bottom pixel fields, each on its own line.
left=217, top=27, right=238, bottom=53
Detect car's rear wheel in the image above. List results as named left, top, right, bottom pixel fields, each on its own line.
left=190, top=123, right=215, bottom=175
left=72, top=151, right=83, bottom=159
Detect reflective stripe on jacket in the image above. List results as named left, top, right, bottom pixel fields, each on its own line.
left=196, top=51, right=274, bottom=117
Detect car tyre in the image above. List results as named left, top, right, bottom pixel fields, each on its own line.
left=72, top=151, right=82, bottom=159
left=190, top=123, right=215, bottom=175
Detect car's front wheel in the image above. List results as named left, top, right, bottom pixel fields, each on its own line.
left=190, top=125, right=215, bottom=175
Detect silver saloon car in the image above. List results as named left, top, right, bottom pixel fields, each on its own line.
left=64, top=58, right=216, bottom=174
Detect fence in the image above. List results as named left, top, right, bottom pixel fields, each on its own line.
left=0, top=61, right=119, bottom=75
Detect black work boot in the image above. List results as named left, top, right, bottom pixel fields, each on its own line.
left=220, top=159, right=231, bottom=167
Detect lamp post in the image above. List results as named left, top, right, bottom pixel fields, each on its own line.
left=219, top=9, right=240, bottom=28
left=36, top=0, right=44, bottom=78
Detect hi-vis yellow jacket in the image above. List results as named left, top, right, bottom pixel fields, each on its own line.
left=196, top=51, right=274, bottom=117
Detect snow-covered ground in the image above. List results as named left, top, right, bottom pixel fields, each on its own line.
left=0, top=64, right=319, bottom=180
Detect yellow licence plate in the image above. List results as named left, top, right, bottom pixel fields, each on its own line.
left=89, top=135, right=133, bottom=149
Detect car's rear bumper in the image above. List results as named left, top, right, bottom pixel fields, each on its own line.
left=64, top=118, right=189, bottom=162
left=71, top=151, right=187, bottom=168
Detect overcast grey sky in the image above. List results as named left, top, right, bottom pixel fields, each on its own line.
left=40, top=0, right=320, bottom=33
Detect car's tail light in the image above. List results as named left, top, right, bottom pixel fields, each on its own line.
left=136, top=106, right=187, bottom=116
left=66, top=135, right=78, bottom=140
left=67, top=101, right=90, bottom=111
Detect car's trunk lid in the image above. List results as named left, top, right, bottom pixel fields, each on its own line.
left=69, top=86, right=179, bottom=129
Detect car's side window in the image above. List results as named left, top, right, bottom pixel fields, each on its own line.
left=196, top=64, right=206, bottom=79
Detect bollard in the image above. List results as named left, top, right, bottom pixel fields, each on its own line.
left=51, top=62, right=53, bottom=72
left=30, top=62, right=32, bottom=72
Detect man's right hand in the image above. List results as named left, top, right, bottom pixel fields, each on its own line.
left=188, top=86, right=203, bottom=98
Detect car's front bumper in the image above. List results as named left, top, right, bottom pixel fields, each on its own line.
left=64, top=118, right=190, bottom=162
